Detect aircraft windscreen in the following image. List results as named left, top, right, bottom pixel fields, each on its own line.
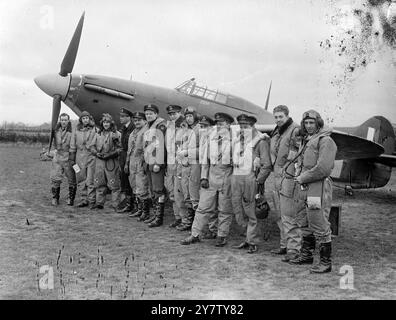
left=175, top=79, right=228, bottom=104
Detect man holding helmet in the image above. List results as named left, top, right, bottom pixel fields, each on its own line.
left=289, top=110, right=337, bottom=274
left=231, top=114, right=272, bottom=254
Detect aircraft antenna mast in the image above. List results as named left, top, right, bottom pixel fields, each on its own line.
left=264, top=80, right=272, bottom=111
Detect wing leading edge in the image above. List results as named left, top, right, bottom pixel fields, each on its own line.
left=369, top=154, right=396, bottom=167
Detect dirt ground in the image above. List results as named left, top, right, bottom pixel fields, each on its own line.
left=0, top=144, right=394, bottom=300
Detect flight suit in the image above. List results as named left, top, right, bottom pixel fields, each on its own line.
left=290, top=121, right=337, bottom=273
left=70, top=122, right=97, bottom=205
left=143, top=117, right=167, bottom=225
left=144, top=117, right=167, bottom=199
left=90, top=130, right=122, bottom=208
left=295, top=128, right=337, bottom=244
left=180, top=122, right=201, bottom=211
left=191, top=127, right=233, bottom=240
left=270, top=119, right=301, bottom=254
left=174, top=122, right=194, bottom=228
left=165, top=116, right=187, bottom=224
left=50, top=124, right=77, bottom=203
left=127, top=124, right=150, bottom=201
left=231, top=128, right=272, bottom=246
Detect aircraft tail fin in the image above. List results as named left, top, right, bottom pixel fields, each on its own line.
left=353, top=116, right=395, bottom=155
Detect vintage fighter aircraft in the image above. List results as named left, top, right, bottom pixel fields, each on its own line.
left=34, top=12, right=396, bottom=191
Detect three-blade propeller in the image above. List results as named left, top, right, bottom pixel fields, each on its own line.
left=48, top=12, right=85, bottom=151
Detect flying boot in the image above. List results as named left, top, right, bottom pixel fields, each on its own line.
left=117, top=195, right=134, bottom=213
left=129, top=198, right=143, bottom=217
left=66, top=185, right=77, bottom=206
left=148, top=200, right=165, bottom=228
left=51, top=186, right=60, bottom=206
left=310, top=242, right=332, bottom=273
left=139, top=199, right=152, bottom=222
left=289, top=234, right=315, bottom=265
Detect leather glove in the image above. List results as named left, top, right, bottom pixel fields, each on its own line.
left=200, top=178, right=209, bottom=189
left=96, top=152, right=105, bottom=160
left=102, top=151, right=118, bottom=160
left=256, top=175, right=265, bottom=185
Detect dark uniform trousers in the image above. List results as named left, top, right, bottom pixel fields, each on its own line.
left=119, top=122, right=135, bottom=200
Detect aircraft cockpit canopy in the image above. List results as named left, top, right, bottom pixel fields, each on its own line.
left=175, top=78, right=228, bottom=104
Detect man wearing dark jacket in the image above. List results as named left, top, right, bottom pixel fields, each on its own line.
left=269, top=105, right=302, bottom=262
left=116, top=108, right=135, bottom=213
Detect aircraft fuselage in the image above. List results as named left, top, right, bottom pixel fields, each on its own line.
left=63, top=74, right=274, bottom=127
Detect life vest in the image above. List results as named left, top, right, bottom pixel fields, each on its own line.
left=143, top=117, right=166, bottom=166
left=128, top=124, right=148, bottom=161
left=53, top=128, right=73, bottom=162
left=270, top=121, right=299, bottom=176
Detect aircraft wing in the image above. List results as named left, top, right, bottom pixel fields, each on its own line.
left=369, top=154, right=396, bottom=167
left=331, top=130, right=384, bottom=160
left=255, top=127, right=384, bottom=160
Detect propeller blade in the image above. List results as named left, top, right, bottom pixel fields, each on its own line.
left=49, top=95, right=62, bottom=151
left=264, top=80, right=272, bottom=111
left=59, top=12, right=85, bottom=77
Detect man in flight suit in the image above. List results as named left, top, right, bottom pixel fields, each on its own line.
left=116, top=108, right=135, bottom=213
left=89, top=113, right=122, bottom=210
left=49, top=113, right=77, bottom=206
left=269, top=105, right=302, bottom=262
left=231, top=114, right=272, bottom=253
left=70, top=111, right=97, bottom=208
left=125, top=112, right=150, bottom=219
left=174, top=106, right=201, bottom=231
left=142, top=104, right=167, bottom=227
left=289, top=110, right=337, bottom=274
left=181, top=112, right=234, bottom=247
left=165, top=105, right=188, bottom=229
left=182, top=114, right=219, bottom=239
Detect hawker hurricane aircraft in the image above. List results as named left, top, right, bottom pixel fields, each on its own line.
left=34, top=12, right=396, bottom=191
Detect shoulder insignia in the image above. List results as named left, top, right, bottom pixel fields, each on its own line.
left=158, top=124, right=167, bottom=132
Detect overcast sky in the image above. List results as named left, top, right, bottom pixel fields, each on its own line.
left=0, top=0, right=395, bottom=126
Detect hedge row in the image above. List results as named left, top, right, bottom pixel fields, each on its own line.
left=0, top=129, right=50, bottom=144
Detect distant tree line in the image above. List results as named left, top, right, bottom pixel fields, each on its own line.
left=0, top=120, right=75, bottom=144
left=0, top=123, right=50, bottom=143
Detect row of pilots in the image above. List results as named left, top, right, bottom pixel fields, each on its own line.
left=50, top=104, right=336, bottom=274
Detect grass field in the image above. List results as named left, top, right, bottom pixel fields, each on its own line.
left=0, top=144, right=395, bottom=300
